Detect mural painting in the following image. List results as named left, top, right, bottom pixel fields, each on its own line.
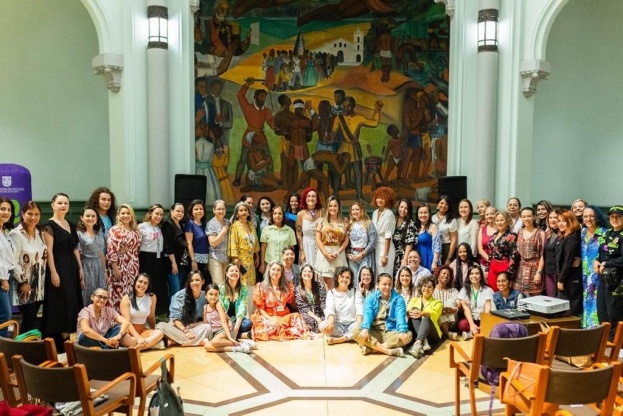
left=193, top=0, right=449, bottom=205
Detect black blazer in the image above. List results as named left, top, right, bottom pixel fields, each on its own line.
left=162, top=219, right=187, bottom=272
left=555, top=230, right=581, bottom=285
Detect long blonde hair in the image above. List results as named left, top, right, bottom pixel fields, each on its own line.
left=350, top=200, right=371, bottom=230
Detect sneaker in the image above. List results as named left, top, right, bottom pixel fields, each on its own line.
left=390, top=347, right=404, bottom=357
left=422, top=339, right=431, bottom=352
left=232, top=344, right=251, bottom=354
left=462, top=332, right=473, bottom=341
left=241, top=340, right=258, bottom=350
left=408, top=343, right=424, bottom=359
left=152, top=340, right=166, bottom=350
left=361, top=346, right=372, bottom=356
left=448, top=332, right=458, bottom=341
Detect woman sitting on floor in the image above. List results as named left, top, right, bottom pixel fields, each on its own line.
left=432, top=265, right=460, bottom=340
left=219, top=263, right=253, bottom=340
left=354, top=273, right=413, bottom=357
left=322, top=266, right=363, bottom=345
left=119, top=273, right=165, bottom=349
left=457, top=266, right=494, bottom=338
left=492, top=271, right=523, bottom=310
left=294, top=264, right=326, bottom=334
left=77, top=288, right=137, bottom=349
left=251, top=260, right=308, bottom=341
left=407, top=276, right=443, bottom=359
left=202, top=283, right=255, bottom=353
left=156, top=270, right=212, bottom=346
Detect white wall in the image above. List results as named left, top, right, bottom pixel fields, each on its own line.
left=532, top=0, right=623, bottom=206
left=0, top=0, right=110, bottom=201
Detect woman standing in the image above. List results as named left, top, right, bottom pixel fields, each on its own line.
left=515, top=207, right=545, bottom=296
left=0, top=198, right=17, bottom=335
left=85, top=187, right=116, bottom=242
left=543, top=210, right=561, bottom=297
left=296, top=187, right=322, bottom=267
left=475, top=200, right=491, bottom=227
left=206, top=200, right=230, bottom=286
left=414, top=204, right=441, bottom=271
left=580, top=206, right=608, bottom=328
left=571, top=199, right=588, bottom=226
left=120, top=273, right=165, bottom=349
left=185, top=200, right=209, bottom=279
left=314, top=196, right=349, bottom=289
left=347, top=201, right=377, bottom=284
left=507, top=197, right=522, bottom=233
left=486, top=211, right=518, bottom=290
left=392, top=198, right=417, bottom=276
left=432, top=195, right=458, bottom=265
left=256, top=197, right=275, bottom=238
left=260, top=206, right=296, bottom=275
left=219, top=263, right=253, bottom=340
left=251, top=261, right=308, bottom=341
left=284, top=193, right=300, bottom=231
left=42, top=193, right=84, bottom=351
left=155, top=270, right=211, bottom=346
left=323, top=266, right=363, bottom=345
left=228, top=201, right=260, bottom=289
left=371, top=187, right=396, bottom=275
left=294, top=264, right=326, bottom=333
left=457, top=266, right=493, bottom=337
left=477, top=206, right=497, bottom=269
left=77, top=207, right=106, bottom=308
left=106, top=204, right=141, bottom=310
left=556, top=210, right=583, bottom=316
left=138, top=204, right=167, bottom=315
left=457, top=199, right=479, bottom=257
left=8, top=201, right=46, bottom=333
left=162, top=203, right=188, bottom=302
left=536, top=200, right=554, bottom=231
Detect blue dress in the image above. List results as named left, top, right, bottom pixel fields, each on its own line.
left=418, top=230, right=434, bottom=271
left=581, top=227, right=605, bottom=328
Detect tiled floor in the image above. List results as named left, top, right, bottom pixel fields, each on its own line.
left=139, top=338, right=505, bottom=415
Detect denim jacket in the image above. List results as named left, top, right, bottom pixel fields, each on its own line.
left=360, top=288, right=408, bottom=333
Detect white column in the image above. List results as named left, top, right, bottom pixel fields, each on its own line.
left=147, top=0, right=170, bottom=205
left=473, top=0, right=499, bottom=202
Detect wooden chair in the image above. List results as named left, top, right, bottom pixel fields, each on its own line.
left=543, top=322, right=610, bottom=368
left=449, top=332, right=547, bottom=416
left=65, top=340, right=174, bottom=415
left=500, top=361, right=622, bottom=416
left=0, top=337, right=58, bottom=407
left=605, top=321, right=623, bottom=363
left=12, top=355, right=136, bottom=416
left=0, top=320, right=20, bottom=339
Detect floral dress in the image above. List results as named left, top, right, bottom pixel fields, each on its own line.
left=106, top=226, right=141, bottom=310
left=486, top=230, right=518, bottom=290
left=515, top=229, right=544, bottom=295
left=251, top=282, right=308, bottom=340
left=392, top=218, right=418, bottom=276
left=294, top=284, right=326, bottom=332
left=228, top=221, right=259, bottom=286
left=581, top=227, right=606, bottom=328
left=313, top=219, right=348, bottom=278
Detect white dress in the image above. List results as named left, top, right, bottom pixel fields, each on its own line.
left=301, top=218, right=317, bottom=267
left=372, top=209, right=396, bottom=275
left=195, top=137, right=221, bottom=205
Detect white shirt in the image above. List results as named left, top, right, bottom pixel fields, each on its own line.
left=138, top=222, right=163, bottom=255
left=324, top=288, right=363, bottom=324
left=458, top=286, right=494, bottom=321
left=0, top=230, right=16, bottom=280
left=432, top=215, right=458, bottom=244
left=458, top=219, right=479, bottom=255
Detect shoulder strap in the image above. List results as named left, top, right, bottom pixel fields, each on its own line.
left=338, top=114, right=357, bottom=142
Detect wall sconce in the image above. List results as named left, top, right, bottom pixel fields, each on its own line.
left=148, top=5, right=168, bottom=49
left=478, top=9, right=498, bottom=52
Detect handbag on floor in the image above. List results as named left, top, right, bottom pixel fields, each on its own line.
left=148, top=359, right=183, bottom=416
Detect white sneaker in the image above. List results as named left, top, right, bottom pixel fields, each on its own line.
left=422, top=339, right=431, bottom=352
left=408, top=343, right=424, bottom=358
left=152, top=340, right=166, bottom=350
left=242, top=340, right=258, bottom=350
left=462, top=332, right=473, bottom=341
left=232, top=344, right=251, bottom=353
left=448, top=332, right=458, bottom=341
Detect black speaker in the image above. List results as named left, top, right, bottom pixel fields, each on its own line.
left=174, top=174, right=207, bottom=209
left=438, top=176, right=467, bottom=204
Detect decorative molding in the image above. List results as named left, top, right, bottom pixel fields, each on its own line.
left=189, top=0, right=200, bottom=14
left=92, top=53, right=124, bottom=93
left=434, top=0, right=455, bottom=17
left=520, top=59, right=551, bottom=97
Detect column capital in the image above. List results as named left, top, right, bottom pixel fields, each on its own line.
left=189, top=0, right=200, bottom=14
left=434, top=0, right=455, bottom=18
left=520, top=59, right=551, bottom=98
left=92, top=53, right=123, bottom=93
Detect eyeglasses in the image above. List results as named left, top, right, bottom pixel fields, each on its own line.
left=93, top=294, right=108, bottom=301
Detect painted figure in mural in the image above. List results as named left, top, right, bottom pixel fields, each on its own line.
left=274, top=94, right=295, bottom=191
left=285, top=99, right=314, bottom=188
left=330, top=96, right=383, bottom=202
left=298, top=0, right=397, bottom=27
left=402, top=89, right=432, bottom=182
left=242, top=133, right=280, bottom=192
left=313, top=100, right=337, bottom=196
left=196, top=0, right=252, bottom=76
left=294, top=152, right=351, bottom=200
left=195, top=122, right=222, bottom=205
left=290, top=54, right=303, bottom=90
left=375, top=26, right=396, bottom=82
left=195, top=77, right=209, bottom=126
left=234, top=78, right=276, bottom=187
left=210, top=125, right=234, bottom=202
left=205, top=78, right=233, bottom=146
left=383, top=124, right=404, bottom=182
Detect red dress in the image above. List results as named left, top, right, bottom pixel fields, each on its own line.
left=106, top=226, right=141, bottom=309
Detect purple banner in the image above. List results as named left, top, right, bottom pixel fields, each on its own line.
left=0, top=164, right=32, bottom=225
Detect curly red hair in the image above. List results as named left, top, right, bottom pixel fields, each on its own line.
left=370, top=186, right=396, bottom=208
left=300, top=187, right=322, bottom=210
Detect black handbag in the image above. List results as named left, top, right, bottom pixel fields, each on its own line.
left=148, top=359, right=183, bottom=416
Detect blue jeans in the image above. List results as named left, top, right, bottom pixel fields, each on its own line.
left=0, top=284, right=12, bottom=338
left=77, top=324, right=122, bottom=349
left=167, top=266, right=187, bottom=302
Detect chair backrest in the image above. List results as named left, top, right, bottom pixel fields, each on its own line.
left=548, top=323, right=610, bottom=362
left=606, top=321, right=623, bottom=363
left=480, top=333, right=547, bottom=369
left=65, top=341, right=135, bottom=381
left=12, top=356, right=85, bottom=405
left=0, top=337, right=57, bottom=370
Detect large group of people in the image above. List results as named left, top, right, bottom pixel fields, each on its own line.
left=0, top=186, right=621, bottom=357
